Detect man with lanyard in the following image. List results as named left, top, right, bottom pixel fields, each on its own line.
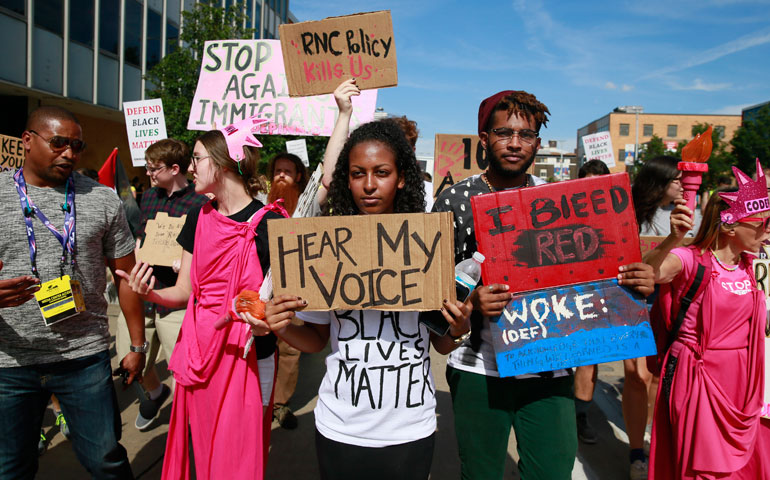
left=433, top=90, right=653, bottom=479
left=116, top=139, right=207, bottom=431
left=0, top=106, right=145, bottom=478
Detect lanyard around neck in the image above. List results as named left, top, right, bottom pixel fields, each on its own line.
left=13, top=169, right=77, bottom=278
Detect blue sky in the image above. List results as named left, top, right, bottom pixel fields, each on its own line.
left=289, top=0, right=770, bottom=157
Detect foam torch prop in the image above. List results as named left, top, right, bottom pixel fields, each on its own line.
left=678, top=125, right=713, bottom=214
left=214, top=164, right=324, bottom=358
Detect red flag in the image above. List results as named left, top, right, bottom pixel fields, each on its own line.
left=97, top=148, right=142, bottom=236
left=98, top=148, right=118, bottom=188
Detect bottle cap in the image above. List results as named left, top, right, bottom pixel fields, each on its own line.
left=472, top=251, right=485, bottom=263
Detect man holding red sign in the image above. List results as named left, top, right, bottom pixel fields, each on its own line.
left=432, top=90, right=655, bottom=479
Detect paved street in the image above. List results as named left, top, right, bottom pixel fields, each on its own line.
left=36, top=305, right=643, bottom=479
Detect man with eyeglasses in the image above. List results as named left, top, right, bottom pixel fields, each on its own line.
left=115, top=138, right=208, bottom=432
left=433, top=91, right=654, bottom=479
left=0, top=105, right=146, bottom=478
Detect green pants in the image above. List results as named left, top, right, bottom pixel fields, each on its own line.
left=446, top=366, right=577, bottom=480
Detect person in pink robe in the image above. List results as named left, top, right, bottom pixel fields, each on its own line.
left=646, top=176, right=769, bottom=479
left=118, top=129, right=286, bottom=479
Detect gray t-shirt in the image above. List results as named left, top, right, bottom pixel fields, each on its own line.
left=0, top=170, right=134, bottom=367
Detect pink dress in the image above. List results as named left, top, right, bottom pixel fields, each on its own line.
left=161, top=202, right=284, bottom=480
left=650, top=247, right=767, bottom=479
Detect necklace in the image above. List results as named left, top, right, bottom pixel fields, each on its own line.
left=481, top=172, right=528, bottom=193
left=710, top=249, right=739, bottom=272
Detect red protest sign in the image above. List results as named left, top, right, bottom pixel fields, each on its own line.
left=470, top=173, right=640, bottom=292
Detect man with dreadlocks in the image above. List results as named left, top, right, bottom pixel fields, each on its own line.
left=433, top=90, right=655, bottom=479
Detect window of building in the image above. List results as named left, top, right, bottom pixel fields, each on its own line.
left=0, top=0, right=25, bottom=16
left=124, top=0, right=142, bottom=67
left=35, top=0, right=63, bottom=34
left=166, top=22, right=179, bottom=55
left=643, top=124, right=653, bottom=136
left=667, top=125, right=678, bottom=137
left=619, top=123, right=630, bottom=136
left=146, top=9, right=162, bottom=70
left=99, top=0, right=119, bottom=55
left=715, top=125, right=725, bottom=139
left=69, top=0, right=94, bottom=47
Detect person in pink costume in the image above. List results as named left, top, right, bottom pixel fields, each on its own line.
left=645, top=160, right=770, bottom=479
left=117, top=121, right=286, bottom=479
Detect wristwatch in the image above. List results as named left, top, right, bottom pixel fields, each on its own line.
left=129, top=341, right=150, bottom=354
left=450, top=330, right=471, bottom=345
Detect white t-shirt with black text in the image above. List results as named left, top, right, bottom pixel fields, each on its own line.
left=297, top=309, right=436, bottom=447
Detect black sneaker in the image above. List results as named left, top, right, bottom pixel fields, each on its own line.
left=576, top=412, right=598, bottom=444
left=273, top=405, right=298, bottom=430
left=135, top=384, right=171, bottom=431
left=38, top=430, right=47, bottom=456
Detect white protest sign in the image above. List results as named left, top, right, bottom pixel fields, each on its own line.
left=286, top=139, right=310, bottom=167
left=123, top=98, right=168, bottom=167
left=582, top=131, right=615, bottom=168
left=186, top=39, right=377, bottom=136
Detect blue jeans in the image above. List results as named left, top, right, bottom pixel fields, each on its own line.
left=0, top=350, right=133, bottom=479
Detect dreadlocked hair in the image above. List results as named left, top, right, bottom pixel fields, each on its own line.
left=326, top=119, right=426, bottom=216
left=487, top=91, right=550, bottom=133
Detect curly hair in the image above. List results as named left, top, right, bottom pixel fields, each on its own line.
left=482, top=91, right=550, bottom=134
left=632, top=155, right=680, bottom=230
left=326, top=119, right=426, bottom=216
left=391, top=116, right=419, bottom=149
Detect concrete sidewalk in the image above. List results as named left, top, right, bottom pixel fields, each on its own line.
left=36, top=306, right=636, bottom=479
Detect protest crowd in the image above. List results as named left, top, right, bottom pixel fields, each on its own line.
left=1, top=12, right=769, bottom=480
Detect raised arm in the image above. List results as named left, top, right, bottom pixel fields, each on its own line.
left=317, top=78, right=361, bottom=207
left=644, top=198, right=691, bottom=284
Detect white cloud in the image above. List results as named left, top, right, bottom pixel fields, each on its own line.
left=643, top=27, right=770, bottom=79
left=670, top=78, right=732, bottom=91
left=605, top=82, right=617, bottom=90
left=622, top=84, right=634, bottom=91
left=712, top=102, right=756, bottom=114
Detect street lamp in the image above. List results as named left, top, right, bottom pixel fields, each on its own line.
left=615, top=105, right=643, bottom=168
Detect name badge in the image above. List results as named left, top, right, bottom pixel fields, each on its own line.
left=34, top=275, right=85, bottom=326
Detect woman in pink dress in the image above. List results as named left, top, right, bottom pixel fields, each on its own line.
left=645, top=162, right=769, bottom=479
left=117, top=127, right=286, bottom=479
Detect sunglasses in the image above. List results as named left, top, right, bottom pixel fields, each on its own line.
left=29, top=130, right=87, bottom=154
left=737, top=216, right=770, bottom=229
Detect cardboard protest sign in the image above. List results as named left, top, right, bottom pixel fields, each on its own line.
left=187, top=39, right=377, bottom=135
left=752, top=257, right=770, bottom=418
left=582, top=132, right=616, bottom=169
left=279, top=11, right=397, bottom=97
left=490, top=279, right=655, bottom=376
left=639, top=236, right=692, bottom=257
left=136, top=212, right=186, bottom=267
left=1, top=134, right=24, bottom=172
left=268, top=212, right=454, bottom=310
left=471, top=173, right=640, bottom=292
left=433, top=134, right=486, bottom=198
left=123, top=99, right=168, bottom=167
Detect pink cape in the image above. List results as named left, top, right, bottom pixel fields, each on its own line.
left=650, top=248, right=766, bottom=479
left=161, top=201, right=285, bottom=480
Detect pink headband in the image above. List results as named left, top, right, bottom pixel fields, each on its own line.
left=219, top=116, right=270, bottom=162
left=719, top=158, right=770, bottom=223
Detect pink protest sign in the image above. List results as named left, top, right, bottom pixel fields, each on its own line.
left=187, top=39, right=377, bottom=135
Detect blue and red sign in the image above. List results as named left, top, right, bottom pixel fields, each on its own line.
left=471, top=174, right=655, bottom=376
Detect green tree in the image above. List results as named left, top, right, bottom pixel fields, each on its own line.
left=145, top=2, right=329, bottom=174
left=676, top=122, right=734, bottom=190
left=145, top=2, right=253, bottom=146
left=631, top=134, right=669, bottom=178
left=731, top=105, right=770, bottom=175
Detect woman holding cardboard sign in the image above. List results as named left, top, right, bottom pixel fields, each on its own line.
left=265, top=119, right=471, bottom=480
left=116, top=118, right=286, bottom=480
left=645, top=160, right=770, bottom=479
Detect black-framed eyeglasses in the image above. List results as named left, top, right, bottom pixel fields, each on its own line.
left=145, top=164, right=166, bottom=174
left=490, top=127, right=538, bottom=145
left=190, top=155, right=210, bottom=168
left=28, top=130, right=86, bottom=154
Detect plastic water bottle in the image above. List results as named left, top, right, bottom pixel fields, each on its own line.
left=455, top=252, right=485, bottom=302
